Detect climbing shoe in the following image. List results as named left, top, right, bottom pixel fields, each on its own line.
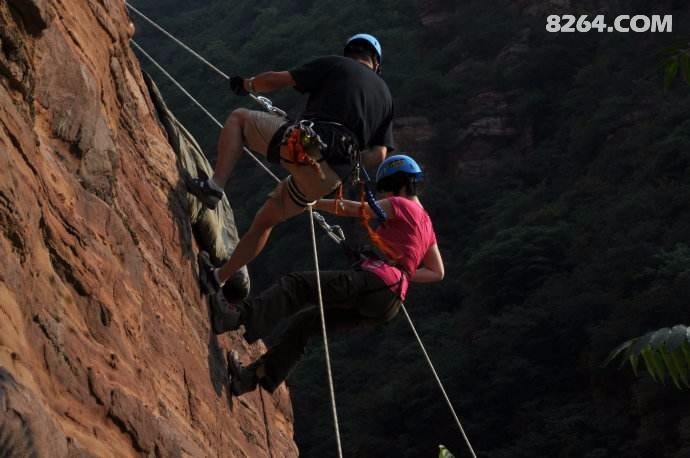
left=227, top=350, right=258, bottom=396
left=222, top=269, right=251, bottom=302
left=197, top=251, right=221, bottom=295
left=209, top=291, right=242, bottom=334
left=186, top=176, right=223, bottom=210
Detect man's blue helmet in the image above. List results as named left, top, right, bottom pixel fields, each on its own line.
left=345, top=33, right=382, bottom=63
left=376, top=154, right=423, bottom=183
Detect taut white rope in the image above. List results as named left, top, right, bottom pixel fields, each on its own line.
left=130, top=39, right=281, bottom=182
left=307, top=204, right=344, bottom=458
left=126, top=2, right=231, bottom=80
left=401, top=304, right=477, bottom=458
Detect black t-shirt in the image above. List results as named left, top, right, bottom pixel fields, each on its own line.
left=289, top=55, right=394, bottom=150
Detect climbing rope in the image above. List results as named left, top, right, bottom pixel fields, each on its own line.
left=128, top=5, right=475, bottom=456
left=130, top=39, right=345, bottom=244
left=307, top=204, right=344, bottom=458
left=126, top=3, right=230, bottom=80
left=129, top=40, right=281, bottom=182
left=401, top=304, right=477, bottom=458
left=127, top=1, right=288, bottom=119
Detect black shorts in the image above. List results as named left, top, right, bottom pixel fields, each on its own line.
left=267, top=121, right=360, bottom=180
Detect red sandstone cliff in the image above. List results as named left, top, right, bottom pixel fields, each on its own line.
left=0, top=0, right=296, bottom=456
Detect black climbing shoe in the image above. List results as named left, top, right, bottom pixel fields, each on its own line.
left=222, top=269, right=251, bottom=302
left=209, top=291, right=242, bottom=334
left=227, top=350, right=258, bottom=396
left=197, top=251, right=221, bottom=295
left=186, top=176, right=223, bottom=210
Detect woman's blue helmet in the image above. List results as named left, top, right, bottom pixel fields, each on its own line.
left=376, top=154, right=423, bottom=183
left=345, top=33, right=382, bottom=63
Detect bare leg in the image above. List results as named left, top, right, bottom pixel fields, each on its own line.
left=216, top=197, right=286, bottom=282
left=213, top=108, right=249, bottom=187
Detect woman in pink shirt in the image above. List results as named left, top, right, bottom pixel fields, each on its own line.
left=212, top=154, right=444, bottom=395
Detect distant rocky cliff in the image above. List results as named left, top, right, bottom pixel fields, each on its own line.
left=0, top=0, right=296, bottom=456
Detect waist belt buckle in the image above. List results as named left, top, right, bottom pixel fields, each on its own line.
left=298, top=120, right=327, bottom=152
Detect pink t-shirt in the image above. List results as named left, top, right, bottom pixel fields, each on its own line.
left=360, top=196, right=437, bottom=300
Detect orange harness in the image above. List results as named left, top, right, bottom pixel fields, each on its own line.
left=283, top=122, right=397, bottom=262
left=282, top=124, right=326, bottom=180
left=357, top=181, right=400, bottom=264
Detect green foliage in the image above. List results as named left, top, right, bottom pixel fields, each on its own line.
left=663, top=44, right=690, bottom=89
left=463, top=224, right=570, bottom=307
left=605, top=325, right=690, bottom=389
left=438, top=444, right=455, bottom=458
left=655, top=243, right=690, bottom=278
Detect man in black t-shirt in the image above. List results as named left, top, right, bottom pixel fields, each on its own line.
left=188, top=34, right=395, bottom=297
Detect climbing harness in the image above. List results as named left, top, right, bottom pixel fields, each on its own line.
left=281, top=121, right=327, bottom=179
left=126, top=4, right=476, bottom=456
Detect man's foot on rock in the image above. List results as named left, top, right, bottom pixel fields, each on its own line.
left=227, top=350, right=258, bottom=396
left=197, top=251, right=221, bottom=295
left=209, top=292, right=242, bottom=334
left=186, top=176, right=223, bottom=210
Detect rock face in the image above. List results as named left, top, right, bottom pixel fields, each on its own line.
left=393, top=116, right=434, bottom=161
left=415, top=0, right=535, bottom=177
left=453, top=90, right=533, bottom=177
left=0, top=0, right=296, bottom=456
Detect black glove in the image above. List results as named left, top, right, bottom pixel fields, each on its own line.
left=230, top=76, right=248, bottom=96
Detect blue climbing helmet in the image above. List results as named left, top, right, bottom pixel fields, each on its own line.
left=376, top=154, right=423, bottom=183
left=345, top=33, right=382, bottom=64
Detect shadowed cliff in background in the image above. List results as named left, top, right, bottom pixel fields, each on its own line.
left=0, top=0, right=296, bottom=455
